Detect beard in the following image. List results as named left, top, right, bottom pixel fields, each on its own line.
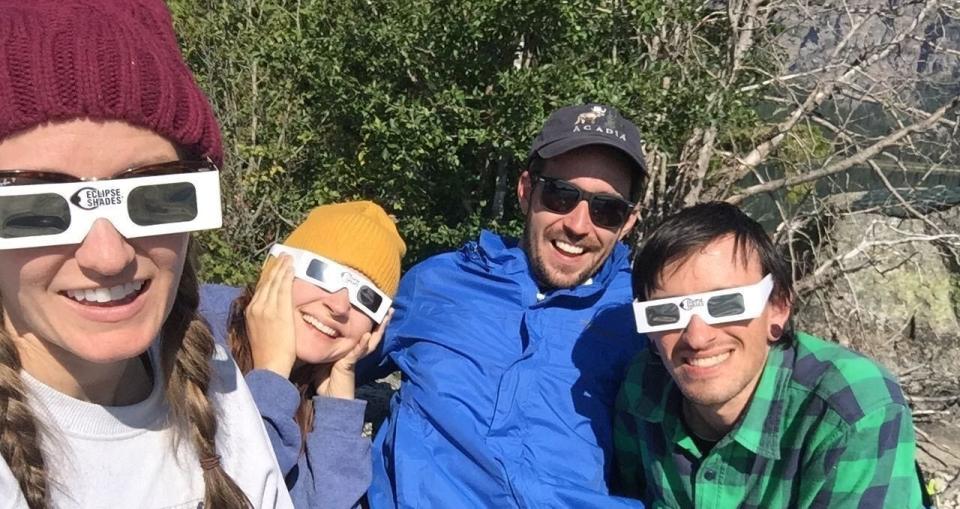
left=521, top=222, right=601, bottom=291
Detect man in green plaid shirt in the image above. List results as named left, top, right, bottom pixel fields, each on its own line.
left=614, top=202, right=925, bottom=508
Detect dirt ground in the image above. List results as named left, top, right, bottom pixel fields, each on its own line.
left=918, top=420, right=960, bottom=508
left=902, top=365, right=960, bottom=508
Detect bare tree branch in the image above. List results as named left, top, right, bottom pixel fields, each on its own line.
left=726, top=95, right=960, bottom=204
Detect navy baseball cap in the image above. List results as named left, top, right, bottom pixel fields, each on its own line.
left=528, top=103, right=646, bottom=175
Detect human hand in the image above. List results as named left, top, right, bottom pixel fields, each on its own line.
left=315, top=308, right=394, bottom=399
left=245, top=254, right=298, bottom=379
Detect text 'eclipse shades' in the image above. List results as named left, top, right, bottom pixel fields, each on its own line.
left=0, top=160, right=221, bottom=250
left=533, top=175, right=635, bottom=229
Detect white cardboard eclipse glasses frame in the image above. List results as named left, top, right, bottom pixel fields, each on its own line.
left=0, top=167, right=221, bottom=250
left=633, top=274, right=774, bottom=334
left=268, top=243, right=392, bottom=324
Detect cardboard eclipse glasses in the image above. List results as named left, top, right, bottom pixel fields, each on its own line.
left=0, top=161, right=221, bottom=250
left=269, top=244, right=392, bottom=324
left=633, top=274, right=774, bottom=334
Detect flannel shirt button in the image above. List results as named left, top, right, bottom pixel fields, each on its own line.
left=703, top=469, right=717, bottom=481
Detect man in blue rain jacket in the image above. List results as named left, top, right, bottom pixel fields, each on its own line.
left=363, top=104, right=648, bottom=508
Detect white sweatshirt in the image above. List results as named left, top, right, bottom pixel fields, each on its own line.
left=0, top=341, right=294, bottom=509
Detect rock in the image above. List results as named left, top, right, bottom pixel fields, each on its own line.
left=358, top=371, right=402, bottom=438
left=794, top=204, right=960, bottom=375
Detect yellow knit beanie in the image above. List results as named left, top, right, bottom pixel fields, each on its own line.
left=283, top=201, right=406, bottom=296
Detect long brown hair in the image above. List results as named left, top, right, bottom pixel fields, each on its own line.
left=228, top=287, right=322, bottom=451
left=0, top=245, right=252, bottom=508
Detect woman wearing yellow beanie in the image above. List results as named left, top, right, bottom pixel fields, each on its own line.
left=204, top=200, right=405, bottom=508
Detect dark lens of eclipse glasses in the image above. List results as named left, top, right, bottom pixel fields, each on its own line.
left=706, top=293, right=745, bottom=317
left=128, top=182, right=199, bottom=226
left=538, top=177, right=632, bottom=229
left=645, top=303, right=681, bottom=326
left=0, top=194, right=71, bottom=238
left=357, top=286, right=384, bottom=313
left=305, top=258, right=329, bottom=282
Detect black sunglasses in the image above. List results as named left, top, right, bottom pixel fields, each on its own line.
left=0, top=160, right=214, bottom=186
left=532, top=175, right=635, bottom=229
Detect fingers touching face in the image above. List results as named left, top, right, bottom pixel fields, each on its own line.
left=289, top=277, right=376, bottom=365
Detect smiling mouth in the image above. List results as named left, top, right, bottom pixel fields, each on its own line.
left=686, top=351, right=731, bottom=368
left=62, top=280, right=149, bottom=307
left=302, top=312, right=339, bottom=338
left=553, top=240, right=585, bottom=256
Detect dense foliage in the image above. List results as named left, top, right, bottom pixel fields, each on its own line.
left=169, top=0, right=765, bottom=283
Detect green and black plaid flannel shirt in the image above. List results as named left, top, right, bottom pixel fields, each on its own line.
left=614, top=332, right=923, bottom=508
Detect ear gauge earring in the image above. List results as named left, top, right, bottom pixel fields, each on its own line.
left=770, top=324, right=783, bottom=340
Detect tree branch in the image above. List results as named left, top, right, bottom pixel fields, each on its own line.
left=726, top=94, right=959, bottom=204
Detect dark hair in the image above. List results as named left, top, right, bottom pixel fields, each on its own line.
left=632, top=201, right=794, bottom=315
left=227, top=287, right=319, bottom=453
left=528, top=147, right=647, bottom=203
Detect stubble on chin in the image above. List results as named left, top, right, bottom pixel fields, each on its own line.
left=524, top=229, right=595, bottom=290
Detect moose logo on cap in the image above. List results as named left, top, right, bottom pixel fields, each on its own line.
left=571, top=105, right=628, bottom=141
left=574, top=105, right=607, bottom=126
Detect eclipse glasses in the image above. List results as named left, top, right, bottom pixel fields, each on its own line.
left=0, top=160, right=221, bottom=250
left=633, top=275, right=774, bottom=334
left=269, top=243, right=391, bottom=324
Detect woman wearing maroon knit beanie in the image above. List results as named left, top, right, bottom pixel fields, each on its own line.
left=0, top=1, right=292, bottom=508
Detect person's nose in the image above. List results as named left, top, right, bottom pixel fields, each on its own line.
left=681, top=314, right=718, bottom=350
left=74, top=219, right=136, bottom=277
left=561, top=199, right=593, bottom=237
left=325, top=288, right=352, bottom=319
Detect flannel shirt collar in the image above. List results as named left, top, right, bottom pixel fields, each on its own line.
left=728, top=343, right=793, bottom=459
left=632, top=343, right=794, bottom=460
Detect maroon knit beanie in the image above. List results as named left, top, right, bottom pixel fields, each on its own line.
left=0, top=0, right=223, bottom=165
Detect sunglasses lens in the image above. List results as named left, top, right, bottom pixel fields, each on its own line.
left=0, top=193, right=71, bottom=238
left=127, top=182, right=199, bottom=226
left=540, top=179, right=580, bottom=214
left=589, top=196, right=629, bottom=228
left=357, top=286, right=383, bottom=314
left=645, top=303, right=681, bottom=326
left=707, top=293, right=745, bottom=317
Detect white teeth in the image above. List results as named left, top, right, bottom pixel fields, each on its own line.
left=554, top=240, right=584, bottom=255
left=93, top=288, right=111, bottom=302
left=302, top=313, right=338, bottom=337
left=109, top=285, right=126, bottom=301
left=65, top=281, right=144, bottom=304
left=687, top=351, right=731, bottom=368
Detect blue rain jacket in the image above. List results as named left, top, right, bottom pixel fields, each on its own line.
left=365, top=231, right=646, bottom=508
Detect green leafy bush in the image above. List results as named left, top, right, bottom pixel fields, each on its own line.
left=169, top=0, right=764, bottom=283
